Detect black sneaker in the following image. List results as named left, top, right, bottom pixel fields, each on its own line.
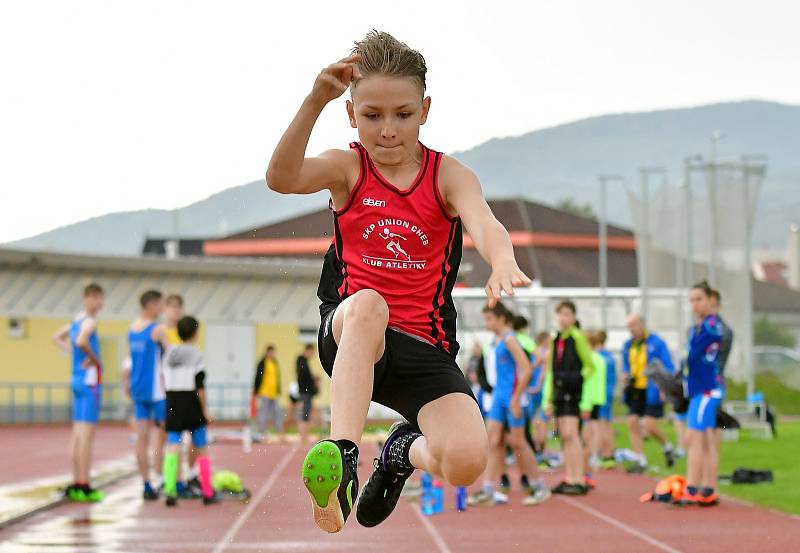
left=186, top=477, right=203, bottom=499
left=664, top=449, right=676, bottom=468
left=520, top=474, right=531, bottom=492
left=551, top=481, right=568, bottom=494
left=499, top=473, right=511, bottom=492
left=356, top=421, right=417, bottom=528
left=302, top=440, right=358, bottom=533
left=143, top=483, right=159, bottom=501
left=202, top=492, right=221, bottom=505
left=165, top=495, right=178, bottom=507
left=561, top=483, right=589, bottom=496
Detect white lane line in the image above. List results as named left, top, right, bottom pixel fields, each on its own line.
left=557, top=496, right=684, bottom=553
left=409, top=502, right=453, bottom=553
left=211, top=446, right=298, bottom=553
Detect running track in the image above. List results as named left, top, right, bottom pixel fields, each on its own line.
left=1, top=426, right=798, bottom=552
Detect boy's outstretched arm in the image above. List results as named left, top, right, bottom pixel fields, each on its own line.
left=441, top=158, right=531, bottom=306
left=266, top=55, right=362, bottom=195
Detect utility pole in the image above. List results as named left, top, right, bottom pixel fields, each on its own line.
left=708, top=131, right=724, bottom=285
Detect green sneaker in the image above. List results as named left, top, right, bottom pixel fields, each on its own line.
left=302, top=440, right=358, bottom=533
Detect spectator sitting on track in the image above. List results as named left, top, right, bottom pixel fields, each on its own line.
left=253, top=344, right=285, bottom=442
left=543, top=299, right=595, bottom=495
left=162, top=316, right=219, bottom=507
left=621, top=314, right=676, bottom=473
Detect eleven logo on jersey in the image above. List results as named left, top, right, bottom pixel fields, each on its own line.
left=361, top=218, right=429, bottom=270
left=362, top=197, right=386, bottom=208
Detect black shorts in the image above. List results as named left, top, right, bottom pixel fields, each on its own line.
left=625, top=388, right=664, bottom=418
left=553, top=398, right=580, bottom=418
left=318, top=305, right=476, bottom=428
left=590, top=405, right=601, bottom=420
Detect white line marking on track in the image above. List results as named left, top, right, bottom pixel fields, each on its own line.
left=557, top=496, right=684, bottom=553
left=211, top=446, right=298, bottom=553
left=409, top=501, right=453, bottom=553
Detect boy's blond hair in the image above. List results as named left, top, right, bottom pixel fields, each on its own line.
left=351, top=30, right=427, bottom=94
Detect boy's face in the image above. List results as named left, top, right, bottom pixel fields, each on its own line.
left=347, top=75, right=430, bottom=166
left=482, top=311, right=499, bottom=333
left=84, top=293, right=104, bottom=314
left=556, top=307, right=575, bottom=330
left=689, top=289, right=710, bottom=319
left=144, top=299, right=163, bottom=319
left=165, top=301, right=184, bottom=324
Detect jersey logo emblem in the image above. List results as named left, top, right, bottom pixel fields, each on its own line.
left=362, top=197, right=386, bottom=208
left=379, top=228, right=411, bottom=261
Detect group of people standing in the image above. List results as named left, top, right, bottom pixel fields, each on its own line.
left=54, top=287, right=218, bottom=506
left=465, top=280, right=731, bottom=507
left=252, top=343, right=321, bottom=444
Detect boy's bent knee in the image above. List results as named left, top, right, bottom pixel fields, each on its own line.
left=344, top=289, right=389, bottom=327
left=440, top=443, right=487, bottom=487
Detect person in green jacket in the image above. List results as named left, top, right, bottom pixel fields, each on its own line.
left=543, top=300, right=596, bottom=495
left=582, top=332, right=608, bottom=489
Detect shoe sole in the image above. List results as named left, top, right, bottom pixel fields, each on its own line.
left=302, top=442, right=346, bottom=533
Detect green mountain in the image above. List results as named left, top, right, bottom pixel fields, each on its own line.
left=8, top=100, right=799, bottom=255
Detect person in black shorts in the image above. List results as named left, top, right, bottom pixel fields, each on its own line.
left=267, top=31, right=530, bottom=533
left=542, top=300, right=596, bottom=495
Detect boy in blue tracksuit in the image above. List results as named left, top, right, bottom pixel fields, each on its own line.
left=678, top=282, right=724, bottom=507
left=622, top=314, right=676, bottom=473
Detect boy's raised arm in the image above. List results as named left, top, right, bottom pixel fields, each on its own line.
left=441, top=158, right=531, bottom=306
left=266, top=55, right=362, bottom=195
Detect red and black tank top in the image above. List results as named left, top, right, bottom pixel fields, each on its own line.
left=316, top=141, right=462, bottom=355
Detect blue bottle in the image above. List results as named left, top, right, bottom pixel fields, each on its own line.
left=456, top=486, right=467, bottom=512
left=421, top=472, right=435, bottom=515
left=432, top=480, right=444, bottom=514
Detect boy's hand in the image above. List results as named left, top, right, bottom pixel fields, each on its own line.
left=310, top=54, right=362, bottom=106
left=544, top=404, right=553, bottom=418
left=485, top=260, right=531, bottom=307
left=581, top=410, right=591, bottom=420
left=510, top=397, right=522, bottom=420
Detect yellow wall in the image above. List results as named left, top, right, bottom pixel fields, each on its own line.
left=0, top=316, right=324, bottom=407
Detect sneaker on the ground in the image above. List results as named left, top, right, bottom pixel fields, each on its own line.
left=674, top=490, right=702, bottom=506
left=165, top=495, right=178, bottom=507
left=626, top=463, right=647, bottom=474
left=81, top=486, right=104, bottom=503
left=664, top=449, right=676, bottom=468
left=468, top=490, right=506, bottom=507
left=356, top=421, right=416, bottom=528
left=202, top=492, right=221, bottom=505
left=674, top=448, right=686, bottom=459
left=698, top=491, right=720, bottom=507
left=302, top=440, right=358, bottom=533
left=522, top=486, right=551, bottom=506
left=599, top=457, right=617, bottom=470
left=143, top=483, right=159, bottom=501
left=551, top=481, right=569, bottom=494
left=520, top=475, right=531, bottom=492
left=499, top=473, right=511, bottom=492
left=583, top=474, right=597, bottom=489
left=561, top=483, right=589, bottom=496
left=186, top=476, right=203, bottom=498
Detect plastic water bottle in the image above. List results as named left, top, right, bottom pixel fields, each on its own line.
left=420, top=472, right=435, bottom=515
left=456, top=486, right=467, bottom=512
left=432, top=480, right=444, bottom=514
left=242, top=425, right=252, bottom=453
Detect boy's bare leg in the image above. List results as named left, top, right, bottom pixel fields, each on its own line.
left=506, top=426, right=540, bottom=481
left=328, top=290, right=388, bottom=444
left=135, top=419, right=151, bottom=482
left=559, top=416, right=583, bottom=484
left=153, top=425, right=166, bottom=480
left=410, top=394, right=488, bottom=486
left=69, top=425, right=80, bottom=483
left=702, top=429, right=720, bottom=489
left=643, top=416, right=669, bottom=446
left=685, top=429, right=703, bottom=488
left=627, top=415, right=644, bottom=458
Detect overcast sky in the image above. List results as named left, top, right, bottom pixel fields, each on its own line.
left=1, top=0, right=798, bottom=244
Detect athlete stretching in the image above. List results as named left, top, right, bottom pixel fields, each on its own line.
left=266, top=31, right=530, bottom=532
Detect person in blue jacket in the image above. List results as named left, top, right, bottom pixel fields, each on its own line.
left=621, top=314, right=676, bottom=473
left=677, top=281, right=724, bottom=507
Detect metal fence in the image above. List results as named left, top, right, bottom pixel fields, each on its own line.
left=0, top=382, right=253, bottom=424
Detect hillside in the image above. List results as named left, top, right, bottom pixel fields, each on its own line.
left=9, top=100, right=799, bottom=255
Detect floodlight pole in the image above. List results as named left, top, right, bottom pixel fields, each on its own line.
left=638, top=167, right=666, bottom=322
left=708, top=131, right=724, bottom=285
left=597, top=175, right=623, bottom=330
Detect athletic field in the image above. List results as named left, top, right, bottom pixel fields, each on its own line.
left=1, top=424, right=798, bottom=553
